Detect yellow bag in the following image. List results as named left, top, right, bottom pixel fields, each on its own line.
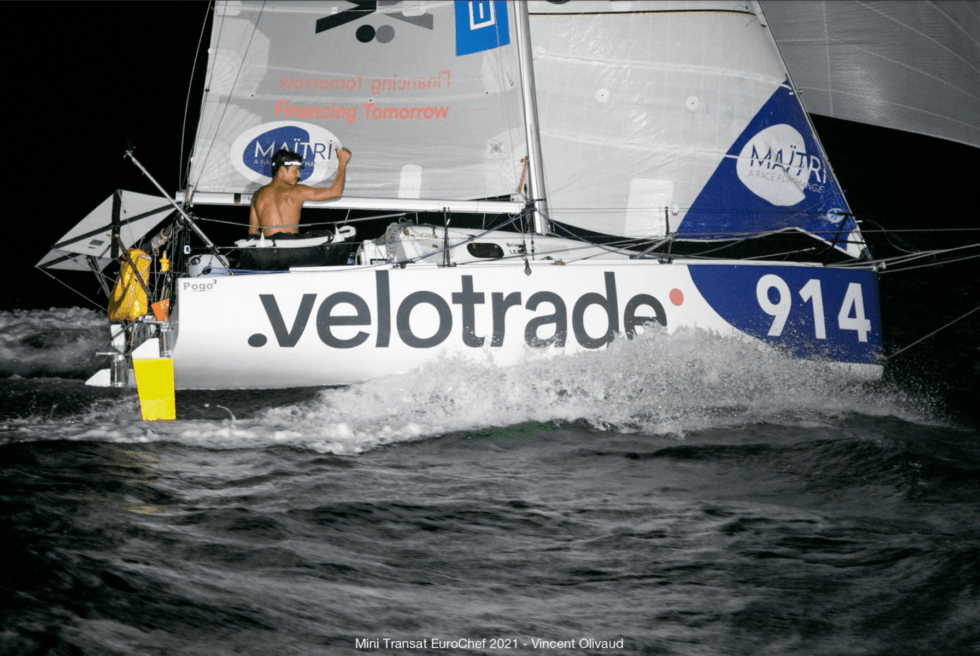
left=108, top=249, right=152, bottom=322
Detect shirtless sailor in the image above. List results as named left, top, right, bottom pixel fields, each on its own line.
left=248, top=147, right=352, bottom=237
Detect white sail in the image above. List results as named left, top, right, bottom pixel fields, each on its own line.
left=761, top=0, right=980, bottom=150
left=528, top=0, right=865, bottom=258
left=186, top=1, right=527, bottom=203
left=36, top=191, right=172, bottom=272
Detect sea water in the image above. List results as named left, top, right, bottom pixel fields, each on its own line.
left=1, top=307, right=978, bottom=655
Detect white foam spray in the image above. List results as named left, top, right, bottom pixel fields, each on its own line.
left=2, top=325, right=937, bottom=454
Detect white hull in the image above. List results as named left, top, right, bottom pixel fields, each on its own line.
left=170, top=257, right=883, bottom=389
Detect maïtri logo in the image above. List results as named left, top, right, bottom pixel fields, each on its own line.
left=736, top=124, right=828, bottom=206
left=230, top=121, right=342, bottom=185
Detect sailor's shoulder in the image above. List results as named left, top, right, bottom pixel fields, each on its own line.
left=291, top=184, right=322, bottom=199
left=251, top=183, right=275, bottom=201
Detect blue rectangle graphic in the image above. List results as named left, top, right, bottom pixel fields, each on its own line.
left=455, top=1, right=510, bottom=56
left=688, top=264, right=882, bottom=364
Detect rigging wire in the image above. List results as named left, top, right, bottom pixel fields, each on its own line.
left=834, top=241, right=980, bottom=270
left=545, top=216, right=867, bottom=262
left=546, top=218, right=647, bottom=258
left=36, top=268, right=106, bottom=312
left=876, top=250, right=980, bottom=274
left=179, top=1, right=213, bottom=190
left=743, top=247, right=816, bottom=260
left=860, top=227, right=980, bottom=233
left=862, top=218, right=920, bottom=255
left=884, top=304, right=980, bottom=362
left=282, top=212, right=529, bottom=272
left=187, top=1, right=266, bottom=193
left=193, top=212, right=409, bottom=230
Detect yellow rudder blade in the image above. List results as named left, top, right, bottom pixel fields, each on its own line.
left=133, top=358, right=176, bottom=421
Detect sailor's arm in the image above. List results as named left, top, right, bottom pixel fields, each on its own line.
left=298, top=148, right=351, bottom=202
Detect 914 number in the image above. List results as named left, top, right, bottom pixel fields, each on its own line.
left=756, top=274, right=871, bottom=342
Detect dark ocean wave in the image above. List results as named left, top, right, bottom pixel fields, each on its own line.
left=2, top=304, right=979, bottom=654
left=2, top=422, right=980, bottom=654
left=583, top=417, right=980, bottom=506
left=0, top=308, right=107, bottom=379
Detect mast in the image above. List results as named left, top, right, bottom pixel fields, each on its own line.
left=514, top=0, right=550, bottom=236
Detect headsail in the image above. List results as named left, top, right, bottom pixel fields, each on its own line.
left=36, top=191, right=172, bottom=272
left=528, top=0, right=865, bottom=258
left=186, top=1, right=527, bottom=204
left=761, top=0, right=980, bottom=150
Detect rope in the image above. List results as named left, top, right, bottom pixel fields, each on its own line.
left=386, top=213, right=524, bottom=267
left=516, top=157, right=528, bottom=196
left=179, top=1, right=212, bottom=189
left=187, top=2, right=266, bottom=191
left=546, top=219, right=645, bottom=259
left=36, top=267, right=105, bottom=312
left=832, top=241, right=980, bottom=270
left=878, top=251, right=980, bottom=274
left=223, top=213, right=529, bottom=275
left=884, top=304, right=980, bottom=361
left=195, top=211, right=408, bottom=230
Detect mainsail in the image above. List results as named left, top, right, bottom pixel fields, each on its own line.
left=186, top=1, right=527, bottom=204
left=527, top=0, right=865, bottom=258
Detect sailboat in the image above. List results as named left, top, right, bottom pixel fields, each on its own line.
left=42, top=0, right=903, bottom=399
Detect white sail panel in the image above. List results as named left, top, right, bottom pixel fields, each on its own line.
left=528, top=1, right=866, bottom=258
left=187, top=1, right=527, bottom=202
left=761, top=0, right=980, bottom=150
left=37, top=191, right=173, bottom=271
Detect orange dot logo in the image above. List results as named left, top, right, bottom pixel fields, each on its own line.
left=670, top=288, right=684, bottom=306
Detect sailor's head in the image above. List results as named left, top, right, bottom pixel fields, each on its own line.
left=270, top=148, right=304, bottom=182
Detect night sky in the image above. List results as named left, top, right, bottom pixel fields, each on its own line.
left=4, top=3, right=211, bottom=310
left=4, top=1, right=975, bottom=312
